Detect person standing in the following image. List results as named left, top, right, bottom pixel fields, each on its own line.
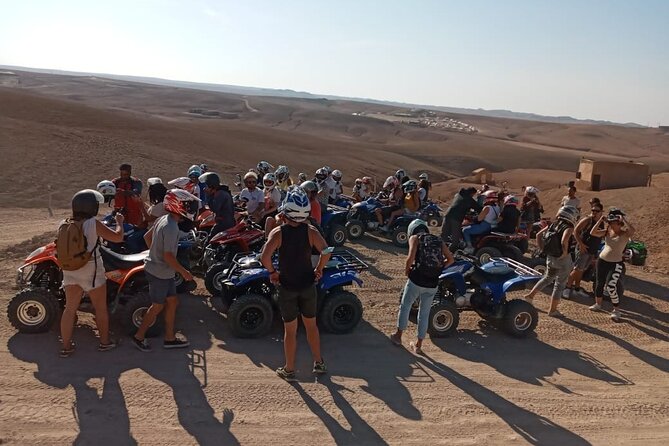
left=112, top=163, right=144, bottom=227
left=133, top=189, right=198, bottom=351
left=200, top=172, right=235, bottom=238
left=496, top=195, right=521, bottom=234
left=390, top=219, right=454, bottom=354
left=520, top=186, right=543, bottom=224
left=563, top=202, right=605, bottom=298
left=589, top=209, right=635, bottom=321
left=440, top=187, right=481, bottom=248
left=561, top=185, right=581, bottom=211
left=260, top=187, right=331, bottom=382
left=523, top=206, right=579, bottom=317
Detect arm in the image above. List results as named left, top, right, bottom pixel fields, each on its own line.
left=95, top=216, right=124, bottom=243
left=143, top=226, right=155, bottom=248
left=535, top=225, right=549, bottom=250
left=590, top=216, right=608, bottom=238
left=477, top=206, right=490, bottom=222
left=163, top=251, right=193, bottom=281
left=573, top=217, right=590, bottom=252
left=308, top=225, right=331, bottom=280
left=261, top=227, right=282, bottom=284
left=622, top=217, right=635, bottom=239
left=405, top=235, right=418, bottom=277
left=442, top=241, right=455, bottom=268
left=560, top=227, right=574, bottom=259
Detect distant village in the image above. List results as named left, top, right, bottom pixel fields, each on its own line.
left=354, top=108, right=478, bottom=134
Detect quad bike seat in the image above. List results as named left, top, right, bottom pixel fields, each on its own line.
left=100, top=246, right=148, bottom=271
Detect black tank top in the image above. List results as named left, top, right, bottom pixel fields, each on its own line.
left=279, top=224, right=314, bottom=291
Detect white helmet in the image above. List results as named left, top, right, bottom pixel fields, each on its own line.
left=383, top=176, right=396, bottom=190
left=280, top=186, right=311, bottom=222
left=322, top=166, right=333, bottom=175
left=96, top=180, right=116, bottom=198
left=275, top=165, right=290, bottom=182
left=147, top=177, right=163, bottom=186
left=557, top=205, right=580, bottom=225
left=395, top=169, right=406, bottom=180
left=243, top=171, right=258, bottom=182
left=168, top=177, right=191, bottom=189
left=257, top=161, right=274, bottom=175
left=298, top=172, right=307, bottom=183
left=263, top=172, right=277, bottom=189
left=525, top=186, right=539, bottom=195
left=332, top=169, right=343, bottom=181
left=187, top=164, right=202, bottom=178
left=362, top=176, right=372, bottom=184
left=355, top=178, right=362, bottom=185
left=419, top=173, right=429, bottom=180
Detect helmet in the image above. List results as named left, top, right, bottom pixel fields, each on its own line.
left=362, top=176, right=372, bottom=184
left=383, top=176, right=396, bottom=190
left=168, top=177, right=191, bottom=190
left=315, top=168, right=328, bottom=181
left=418, top=173, right=429, bottom=180
left=332, top=169, right=342, bottom=181
left=147, top=177, right=163, bottom=186
left=280, top=186, right=311, bottom=222
left=395, top=169, right=406, bottom=180
left=322, top=166, right=332, bottom=175
left=298, top=172, right=307, bottom=183
left=199, top=163, right=208, bottom=172
left=163, top=189, right=200, bottom=221
left=355, top=178, right=362, bottom=185
left=199, top=172, right=221, bottom=189
left=402, top=180, right=417, bottom=193
left=504, top=195, right=519, bottom=206
left=187, top=164, right=202, bottom=179
left=408, top=219, right=429, bottom=237
left=96, top=180, right=116, bottom=198
left=257, top=161, right=274, bottom=175
left=243, top=171, right=258, bottom=182
left=72, top=189, right=104, bottom=219
left=275, top=165, right=289, bottom=182
left=557, top=205, right=579, bottom=225
left=607, top=208, right=626, bottom=222
left=483, top=190, right=499, bottom=204
left=300, top=180, right=318, bottom=194
left=263, top=172, right=277, bottom=189
left=525, top=186, right=539, bottom=195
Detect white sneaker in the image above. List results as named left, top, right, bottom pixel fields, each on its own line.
left=562, top=288, right=572, bottom=299
left=589, top=303, right=602, bottom=312
left=610, top=310, right=621, bottom=321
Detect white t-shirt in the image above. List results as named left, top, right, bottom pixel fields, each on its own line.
left=240, top=188, right=265, bottom=213
left=419, top=188, right=427, bottom=203
left=483, top=205, right=500, bottom=226
left=326, top=177, right=338, bottom=200
left=148, top=202, right=168, bottom=229
left=265, top=187, right=282, bottom=209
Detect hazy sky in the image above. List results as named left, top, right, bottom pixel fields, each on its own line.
left=1, top=0, right=667, bottom=125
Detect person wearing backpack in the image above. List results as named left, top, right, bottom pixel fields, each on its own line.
left=390, top=219, right=454, bottom=355
left=523, top=205, right=579, bottom=317
left=59, top=190, right=125, bottom=358
left=563, top=201, right=605, bottom=298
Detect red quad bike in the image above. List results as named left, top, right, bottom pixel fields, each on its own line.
left=8, top=242, right=164, bottom=337
left=461, top=211, right=529, bottom=265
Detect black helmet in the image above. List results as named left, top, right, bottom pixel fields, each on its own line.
left=199, top=172, right=221, bottom=189
left=72, top=189, right=104, bottom=219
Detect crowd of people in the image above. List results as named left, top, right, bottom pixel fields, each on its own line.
left=56, top=161, right=636, bottom=380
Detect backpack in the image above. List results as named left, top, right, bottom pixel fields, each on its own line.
left=541, top=220, right=570, bottom=258
left=415, top=234, right=444, bottom=277
left=405, top=193, right=420, bottom=213
left=55, top=219, right=95, bottom=271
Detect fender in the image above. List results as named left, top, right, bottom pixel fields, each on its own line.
left=320, top=269, right=362, bottom=290
left=117, top=265, right=147, bottom=292
left=438, top=271, right=467, bottom=296
left=235, top=268, right=270, bottom=288
left=502, top=276, right=540, bottom=294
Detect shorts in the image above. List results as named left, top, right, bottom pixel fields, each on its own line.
left=62, top=257, right=105, bottom=292
left=574, top=251, right=595, bottom=271
left=146, top=271, right=177, bottom=304
left=380, top=205, right=401, bottom=220
left=278, top=285, right=317, bottom=322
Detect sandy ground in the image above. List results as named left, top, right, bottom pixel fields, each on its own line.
left=1, top=209, right=668, bottom=445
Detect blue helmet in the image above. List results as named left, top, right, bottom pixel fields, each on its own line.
left=280, top=186, right=311, bottom=222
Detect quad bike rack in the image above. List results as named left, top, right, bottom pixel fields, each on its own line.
left=491, top=256, right=543, bottom=277
left=329, top=249, right=369, bottom=273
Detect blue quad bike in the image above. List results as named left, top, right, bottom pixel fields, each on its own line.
left=217, top=250, right=368, bottom=338
left=418, top=201, right=444, bottom=228
left=319, top=205, right=349, bottom=247
left=414, top=255, right=542, bottom=338
left=345, top=196, right=418, bottom=248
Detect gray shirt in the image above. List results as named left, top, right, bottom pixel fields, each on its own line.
left=144, top=214, right=179, bottom=279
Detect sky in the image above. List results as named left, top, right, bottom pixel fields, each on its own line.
left=1, top=0, right=667, bottom=125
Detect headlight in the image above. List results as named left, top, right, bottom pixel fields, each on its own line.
left=26, top=246, right=46, bottom=261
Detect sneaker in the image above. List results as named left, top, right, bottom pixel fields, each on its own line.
left=164, top=338, right=190, bottom=349
left=133, top=337, right=151, bottom=352
left=313, top=360, right=327, bottom=375
left=562, top=288, right=572, bottom=299
left=97, top=341, right=118, bottom=352
left=610, top=310, right=622, bottom=321
left=548, top=310, right=563, bottom=318
left=59, top=344, right=75, bottom=358
left=589, top=303, right=602, bottom=312
left=276, top=366, right=297, bottom=382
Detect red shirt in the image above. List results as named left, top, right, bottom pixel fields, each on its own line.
left=112, top=177, right=144, bottom=227
left=310, top=199, right=321, bottom=226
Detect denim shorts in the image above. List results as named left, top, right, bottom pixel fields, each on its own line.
left=574, top=251, right=594, bottom=271
left=146, top=271, right=177, bottom=304
left=278, top=285, right=317, bottom=322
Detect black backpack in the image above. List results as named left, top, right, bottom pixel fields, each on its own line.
left=541, top=220, right=570, bottom=257
left=415, top=234, right=444, bottom=277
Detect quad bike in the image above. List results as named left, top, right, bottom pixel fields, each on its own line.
left=320, top=205, right=349, bottom=247
left=466, top=231, right=529, bottom=265
left=9, top=242, right=170, bottom=337
left=415, top=255, right=542, bottom=338
left=216, top=250, right=368, bottom=338
left=345, top=194, right=417, bottom=248
left=418, top=201, right=444, bottom=228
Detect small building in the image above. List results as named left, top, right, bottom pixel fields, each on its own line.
left=575, top=158, right=651, bottom=191
left=471, top=167, right=493, bottom=185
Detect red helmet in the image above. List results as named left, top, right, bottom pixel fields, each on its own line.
left=163, top=189, right=200, bottom=220
left=482, top=190, right=498, bottom=204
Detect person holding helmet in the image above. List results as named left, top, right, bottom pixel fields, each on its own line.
left=132, top=189, right=198, bottom=352
left=112, top=163, right=144, bottom=226
left=238, top=172, right=264, bottom=222
left=200, top=172, right=235, bottom=238
left=275, top=165, right=293, bottom=192
left=260, top=187, right=332, bottom=381
left=262, top=172, right=282, bottom=219
left=521, top=186, right=543, bottom=224
left=462, top=190, right=501, bottom=253
left=96, top=180, right=116, bottom=205
left=59, top=190, right=125, bottom=357
left=144, top=179, right=168, bottom=229
left=563, top=201, right=605, bottom=299
left=496, top=195, right=521, bottom=234
left=588, top=208, right=635, bottom=322
left=523, top=205, right=579, bottom=317
left=390, top=219, right=454, bottom=354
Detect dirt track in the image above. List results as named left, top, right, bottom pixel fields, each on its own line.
left=1, top=210, right=668, bottom=445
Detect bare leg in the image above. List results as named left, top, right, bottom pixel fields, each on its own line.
left=88, top=284, right=110, bottom=344
left=61, top=285, right=84, bottom=349
left=301, top=316, right=322, bottom=363
left=375, top=209, right=384, bottom=225
left=135, top=303, right=164, bottom=340
left=163, top=296, right=178, bottom=341
left=283, top=319, right=298, bottom=371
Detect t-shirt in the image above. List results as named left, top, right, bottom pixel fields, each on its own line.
left=147, top=202, right=168, bottom=229
left=496, top=205, right=520, bottom=234
left=144, top=214, right=180, bottom=279
left=265, top=187, right=282, bottom=210
left=326, top=177, right=338, bottom=200
left=240, top=188, right=265, bottom=213
left=419, top=188, right=427, bottom=203
left=599, top=232, right=630, bottom=263
left=561, top=196, right=581, bottom=210
left=112, top=177, right=144, bottom=226
left=483, top=204, right=500, bottom=226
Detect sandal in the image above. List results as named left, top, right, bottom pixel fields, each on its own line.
left=98, top=341, right=118, bottom=352
left=59, top=344, right=75, bottom=358
left=410, top=342, right=424, bottom=355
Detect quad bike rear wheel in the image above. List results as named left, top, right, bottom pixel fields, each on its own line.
left=121, top=292, right=163, bottom=337
left=392, top=226, right=409, bottom=248
left=327, top=223, right=347, bottom=247
left=503, top=299, right=538, bottom=338
left=204, top=262, right=231, bottom=296
left=427, top=299, right=460, bottom=338
left=426, top=216, right=441, bottom=228
left=345, top=220, right=365, bottom=240
left=227, top=293, right=274, bottom=338
left=320, top=291, right=363, bottom=334
left=7, top=288, right=60, bottom=333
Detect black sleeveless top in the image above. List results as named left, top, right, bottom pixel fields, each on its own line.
left=279, top=224, right=315, bottom=291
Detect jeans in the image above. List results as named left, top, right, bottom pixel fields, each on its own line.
left=397, top=279, right=438, bottom=340
left=462, top=221, right=492, bottom=245
left=534, top=255, right=573, bottom=300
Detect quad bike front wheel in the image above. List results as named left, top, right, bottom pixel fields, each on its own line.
left=319, top=291, right=363, bottom=334
left=227, top=294, right=274, bottom=338
left=427, top=299, right=459, bottom=338
left=121, top=292, right=163, bottom=337
left=391, top=226, right=409, bottom=248
left=345, top=220, right=365, bottom=240
left=426, top=216, right=442, bottom=228
left=503, top=299, right=538, bottom=338
left=328, top=223, right=347, bottom=247
left=501, top=245, right=523, bottom=262
left=475, top=247, right=502, bottom=265
left=204, top=262, right=231, bottom=296
left=7, top=288, right=60, bottom=333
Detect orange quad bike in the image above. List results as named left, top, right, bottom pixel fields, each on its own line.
left=9, top=242, right=165, bottom=337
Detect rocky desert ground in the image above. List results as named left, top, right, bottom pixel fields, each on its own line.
left=0, top=71, right=667, bottom=445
